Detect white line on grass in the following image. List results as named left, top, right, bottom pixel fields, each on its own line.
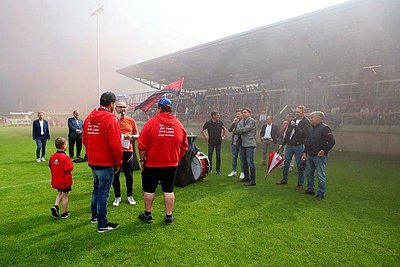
left=0, top=173, right=89, bottom=190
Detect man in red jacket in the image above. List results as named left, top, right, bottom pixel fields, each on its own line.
left=138, top=97, right=188, bottom=225
left=83, top=91, right=123, bottom=233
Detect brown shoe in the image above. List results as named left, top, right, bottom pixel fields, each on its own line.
left=295, top=185, right=303, bottom=191
left=276, top=179, right=288, bottom=185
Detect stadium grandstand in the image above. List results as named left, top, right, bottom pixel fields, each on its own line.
left=117, top=0, right=400, bottom=129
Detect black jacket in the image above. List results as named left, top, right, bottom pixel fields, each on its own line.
left=282, top=117, right=311, bottom=146
left=304, top=122, right=336, bottom=156
left=260, top=123, right=279, bottom=144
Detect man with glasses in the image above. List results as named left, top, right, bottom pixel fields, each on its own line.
left=112, top=101, right=139, bottom=207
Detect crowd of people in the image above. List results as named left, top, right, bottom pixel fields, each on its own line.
left=36, top=91, right=335, bottom=233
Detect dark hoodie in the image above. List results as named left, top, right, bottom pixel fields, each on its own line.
left=138, top=112, right=188, bottom=167
left=82, top=108, right=122, bottom=169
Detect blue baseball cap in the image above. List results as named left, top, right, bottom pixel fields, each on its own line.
left=158, top=97, right=172, bottom=108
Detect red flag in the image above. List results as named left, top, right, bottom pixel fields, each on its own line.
left=135, top=78, right=184, bottom=112
left=163, top=77, right=184, bottom=92
left=266, top=150, right=285, bottom=178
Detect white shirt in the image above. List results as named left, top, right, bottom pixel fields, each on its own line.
left=263, top=124, right=272, bottom=139
left=39, top=120, right=44, bottom=135
left=289, top=119, right=300, bottom=140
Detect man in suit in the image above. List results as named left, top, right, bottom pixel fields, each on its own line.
left=260, top=115, right=279, bottom=166
left=277, top=105, right=311, bottom=191
left=67, top=110, right=83, bottom=159
left=32, top=111, right=50, bottom=163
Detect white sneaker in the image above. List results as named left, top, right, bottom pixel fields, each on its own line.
left=113, top=197, right=121, bottom=207
left=41, top=157, right=46, bottom=162
left=127, top=196, right=136, bottom=205
left=228, top=171, right=237, bottom=177
left=36, top=158, right=41, bottom=163
left=239, top=172, right=245, bottom=179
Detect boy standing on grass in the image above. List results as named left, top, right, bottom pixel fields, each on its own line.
left=49, top=137, right=74, bottom=219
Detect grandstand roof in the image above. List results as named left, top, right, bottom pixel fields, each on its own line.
left=117, top=0, right=400, bottom=91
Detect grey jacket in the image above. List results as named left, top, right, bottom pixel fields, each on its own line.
left=236, top=117, right=257, bottom=147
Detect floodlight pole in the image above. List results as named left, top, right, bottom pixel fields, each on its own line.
left=91, top=6, right=104, bottom=100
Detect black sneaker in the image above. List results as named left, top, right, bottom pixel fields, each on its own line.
left=139, top=212, right=153, bottom=223
left=244, top=181, right=256, bottom=186
left=91, top=217, right=98, bottom=224
left=97, top=222, right=120, bottom=233
left=315, top=194, right=325, bottom=200
left=51, top=206, right=59, bottom=218
left=165, top=215, right=174, bottom=225
left=304, top=190, right=315, bottom=195
left=61, top=211, right=71, bottom=219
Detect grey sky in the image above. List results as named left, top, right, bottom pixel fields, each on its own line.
left=0, top=0, right=349, bottom=114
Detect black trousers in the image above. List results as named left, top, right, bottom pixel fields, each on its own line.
left=68, top=136, right=82, bottom=158
left=113, top=152, right=134, bottom=198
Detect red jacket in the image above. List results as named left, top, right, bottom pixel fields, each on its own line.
left=138, top=112, right=188, bottom=167
left=49, top=151, right=73, bottom=190
left=83, top=107, right=123, bottom=169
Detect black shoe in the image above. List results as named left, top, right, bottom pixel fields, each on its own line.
left=315, top=194, right=325, bottom=200
left=216, top=170, right=222, bottom=176
left=244, top=181, right=256, bottom=186
left=165, top=215, right=174, bottom=225
left=61, top=211, right=71, bottom=219
left=98, top=222, right=120, bottom=233
left=91, top=217, right=98, bottom=224
left=51, top=206, right=59, bottom=218
left=276, top=179, right=288, bottom=185
left=304, top=190, right=315, bottom=195
left=139, top=212, right=153, bottom=223
left=239, top=178, right=250, bottom=183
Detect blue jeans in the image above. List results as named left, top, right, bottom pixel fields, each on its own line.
left=306, top=155, right=327, bottom=196
left=283, top=144, right=305, bottom=185
left=231, top=144, right=242, bottom=172
left=35, top=136, right=47, bottom=159
left=240, top=146, right=256, bottom=182
left=91, top=167, right=114, bottom=228
left=208, top=143, right=221, bottom=172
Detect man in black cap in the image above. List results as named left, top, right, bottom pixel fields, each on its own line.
left=83, top=91, right=123, bottom=233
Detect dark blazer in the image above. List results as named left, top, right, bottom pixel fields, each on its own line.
left=32, top=119, right=50, bottom=140
left=260, top=123, right=279, bottom=143
left=282, top=117, right=311, bottom=146
left=68, top=117, right=83, bottom=139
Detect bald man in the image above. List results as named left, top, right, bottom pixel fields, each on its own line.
left=112, top=101, right=139, bottom=206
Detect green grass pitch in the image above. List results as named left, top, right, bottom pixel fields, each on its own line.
left=0, top=126, right=399, bottom=266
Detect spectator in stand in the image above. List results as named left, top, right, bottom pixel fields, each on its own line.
left=32, top=111, right=50, bottom=163
left=260, top=115, right=279, bottom=166
left=227, top=110, right=244, bottom=179
left=276, top=105, right=311, bottom=191
left=235, top=108, right=257, bottom=186
left=137, top=98, right=188, bottom=225
left=67, top=110, right=83, bottom=159
left=83, top=91, right=122, bottom=233
left=200, top=111, right=226, bottom=175
left=303, top=111, right=336, bottom=200
left=112, top=101, right=139, bottom=207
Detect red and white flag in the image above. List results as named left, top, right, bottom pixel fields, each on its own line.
left=266, top=150, right=285, bottom=177
left=135, top=78, right=184, bottom=112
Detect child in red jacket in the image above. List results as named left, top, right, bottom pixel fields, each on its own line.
left=49, top=137, right=74, bottom=219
